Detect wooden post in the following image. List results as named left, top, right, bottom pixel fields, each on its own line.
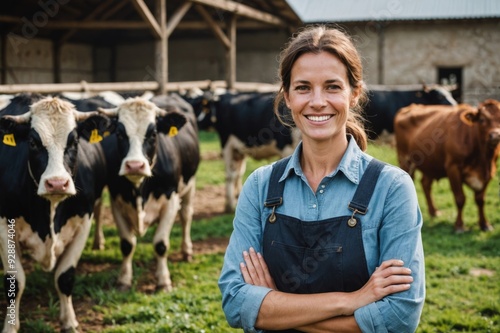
left=377, top=23, right=385, bottom=85
left=1, top=33, right=6, bottom=84
left=155, top=0, right=167, bottom=94
left=53, top=41, right=61, bottom=83
left=226, top=14, right=237, bottom=90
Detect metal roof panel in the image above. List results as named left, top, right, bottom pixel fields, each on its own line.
left=287, top=0, right=500, bottom=22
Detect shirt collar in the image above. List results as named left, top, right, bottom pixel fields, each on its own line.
left=279, top=135, right=363, bottom=185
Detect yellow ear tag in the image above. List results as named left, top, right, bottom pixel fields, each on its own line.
left=168, top=126, right=178, bottom=137
left=89, top=129, right=103, bottom=144
left=3, top=133, right=16, bottom=147
left=103, top=131, right=110, bottom=137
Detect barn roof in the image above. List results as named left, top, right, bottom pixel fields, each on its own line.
left=0, top=0, right=302, bottom=45
left=287, top=0, right=500, bottom=23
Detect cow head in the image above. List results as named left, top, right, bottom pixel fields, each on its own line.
left=460, top=99, right=500, bottom=148
left=99, top=97, right=187, bottom=187
left=0, top=96, right=109, bottom=202
left=422, top=84, right=458, bottom=106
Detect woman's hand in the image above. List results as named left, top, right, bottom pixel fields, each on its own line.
left=240, top=247, right=277, bottom=290
left=347, top=259, right=413, bottom=315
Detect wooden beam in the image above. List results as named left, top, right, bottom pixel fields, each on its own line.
left=165, top=1, right=192, bottom=38
left=189, top=0, right=286, bottom=26
left=130, top=0, right=162, bottom=39
left=226, top=14, right=237, bottom=89
left=6, top=20, right=150, bottom=29
left=194, top=4, right=230, bottom=49
left=53, top=42, right=61, bottom=83
left=0, top=81, right=161, bottom=94
left=155, top=0, right=167, bottom=94
left=59, top=0, right=117, bottom=43
left=1, top=33, right=6, bottom=84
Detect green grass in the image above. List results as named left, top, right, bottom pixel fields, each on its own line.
left=2, top=131, right=500, bottom=332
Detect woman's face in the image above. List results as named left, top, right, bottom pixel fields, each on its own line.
left=284, top=51, right=359, bottom=143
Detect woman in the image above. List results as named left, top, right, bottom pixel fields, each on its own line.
left=218, top=25, right=425, bottom=333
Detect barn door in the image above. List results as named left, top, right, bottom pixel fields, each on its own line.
left=438, top=67, right=462, bottom=103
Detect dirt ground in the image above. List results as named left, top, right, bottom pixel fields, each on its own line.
left=2, top=183, right=230, bottom=332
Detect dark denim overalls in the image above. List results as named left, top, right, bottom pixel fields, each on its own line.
left=262, top=157, right=385, bottom=333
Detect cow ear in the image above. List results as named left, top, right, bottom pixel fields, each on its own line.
left=156, top=111, right=187, bottom=137
left=0, top=117, right=30, bottom=146
left=459, top=109, right=479, bottom=126
left=77, top=114, right=111, bottom=143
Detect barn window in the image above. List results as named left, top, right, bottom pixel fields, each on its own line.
left=438, top=67, right=463, bottom=103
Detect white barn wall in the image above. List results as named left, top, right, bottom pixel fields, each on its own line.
left=4, top=36, right=93, bottom=84
left=5, top=37, right=53, bottom=84
left=345, top=20, right=500, bottom=104
left=60, top=43, right=92, bottom=83
left=2, top=23, right=498, bottom=105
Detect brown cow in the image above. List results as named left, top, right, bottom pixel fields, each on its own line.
left=394, top=99, right=500, bottom=232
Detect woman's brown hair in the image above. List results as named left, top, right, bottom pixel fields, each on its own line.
left=274, top=24, right=368, bottom=150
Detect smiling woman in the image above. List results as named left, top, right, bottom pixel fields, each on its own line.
left=219, top=24, right=426, bottom=333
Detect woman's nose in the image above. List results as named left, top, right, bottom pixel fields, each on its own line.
left=309, top=90, right=327, bottom=109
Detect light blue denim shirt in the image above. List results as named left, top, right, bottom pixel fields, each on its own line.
left=219, top=137, right=425, bottom=333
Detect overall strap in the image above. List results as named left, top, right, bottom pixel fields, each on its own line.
left=348, top=158, right=386, bottom=215
left=264, top=156, right=291, bottom=222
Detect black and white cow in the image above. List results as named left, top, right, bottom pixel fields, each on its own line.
left=0, top=94, right=109, bottom=332
left=59, top=94, right=117, bottom=251
left=98, top=96, right=200, bottom=291
left=363, top=84, right=457, bottom=139
left=185, top=91, right=300, bottom=212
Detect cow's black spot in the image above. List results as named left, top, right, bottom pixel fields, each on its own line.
left=155, top=241, right=167, bottom=256
left=120, top=238, right=133, bottom=257
left=57, top=266, right=76, bottom=296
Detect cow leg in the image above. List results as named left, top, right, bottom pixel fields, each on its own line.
left=223, top=143, right=246, bottom=213
left=446, top=169, right=466, bottom=232
left=54, top=216, right=92, bottom=332
left=152, top=194, right=180, bottom=292
left=179, top=179, right=196, bottom=262
left=92, top=198, right=105, bottom=250
left=474, top=189, right=493, bottom=231
left=0, top=218, right=26, bottom=333
left=421, top=174, right=439, bottom=217
left=112, top=205, right=137, bottom=290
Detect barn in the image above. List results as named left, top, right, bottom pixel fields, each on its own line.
left=0, top=0, right=301, bottom=95
left=287, top=0, right=500, bottom=104
left=1, top=1, right=499, bottom=103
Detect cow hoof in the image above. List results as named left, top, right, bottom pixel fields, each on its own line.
left=60, top=326, right=80, bottom=333
left=480, top=224, right=494, bottom=232
left=429, top=210, right=441, bottom=217
left=224, top=205, right=235, bottom=214
left=92, top=243, right=105, bottom=251
left=117, top=283, right=132, bottom=292
left=155, top=284, right=173, bottom=293
left=183, top=253, right=193, bottom=262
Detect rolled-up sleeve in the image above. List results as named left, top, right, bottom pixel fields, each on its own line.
left=218, top=169, right=273, bottom=332
left=355, top=171, right=426, bottom=333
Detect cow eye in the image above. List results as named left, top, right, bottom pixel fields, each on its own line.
left=29, top=136, right=39, bottom=150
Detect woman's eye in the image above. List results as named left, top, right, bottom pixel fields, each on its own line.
left=295, top=85, right=309, bottom=91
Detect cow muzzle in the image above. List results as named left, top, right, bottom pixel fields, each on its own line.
left=488, top=129, right=500, bottom=147
left=39, top=176, right=75, bottom=200
left=120, top=159, right=152, bottom=186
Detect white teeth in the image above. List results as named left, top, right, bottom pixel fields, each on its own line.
left=306, top=115, right=332, bottom=122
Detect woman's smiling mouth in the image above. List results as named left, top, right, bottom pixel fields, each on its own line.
left=306, top=115, right=333, bottom=122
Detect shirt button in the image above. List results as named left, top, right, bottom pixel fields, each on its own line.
left=319, top=190, right=324, bottom=194
left=321, top=184, right=326, bottom=188
left=312, top=204, right=317, bottom=208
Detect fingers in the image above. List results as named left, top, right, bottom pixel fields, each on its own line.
left=257, top=251, right=277, bottom=289
left=372, top=259, right=413, bottom=293
left=240, top=247, right=276, bottom=289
